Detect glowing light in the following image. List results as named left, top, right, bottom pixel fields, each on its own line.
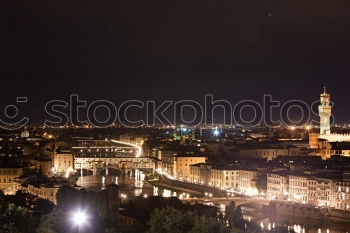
left=71, top=209, right=89, bottom=228
left=162, top=189, right=171, bottom=197
left=213, top=127, right=220, bottom=136
left=111, top=139, right=142, bottom=158
left=290, top=126, right=296, bottom=131
left=153, top=187, right=159, bottom=196
left=65, top=167, right=73, bottom=178
left=293, top=224, right=302, bottom=233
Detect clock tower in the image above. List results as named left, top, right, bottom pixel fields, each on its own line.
left=319, top=87, right=332, bottom=135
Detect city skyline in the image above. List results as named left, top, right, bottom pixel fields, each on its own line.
left=1, top=1, right=350, bottom=232
left=1, top=88, right=350, bottom=128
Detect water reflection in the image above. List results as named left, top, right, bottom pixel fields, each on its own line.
left=213, top=202, right=349, bottom=233
left=77, top=169, right=182, bottom=200
left=250, top=213, right=349, bottom=233
left=77, top=168, right=153, bottom=197
left=134, top=169, right=145, bottom=188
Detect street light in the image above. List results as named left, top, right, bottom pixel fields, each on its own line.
left=71, top=209, right=89, bottom=229
left=213, top=127, right=220, bottom=136
left=305, top=125, right=312, bottom=131
left=289, top=126, right=296, bottom=131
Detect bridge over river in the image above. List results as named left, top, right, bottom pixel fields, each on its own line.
left=73, top=139, right=155, bottom=171
left=185, top=197, right=270, bottom=207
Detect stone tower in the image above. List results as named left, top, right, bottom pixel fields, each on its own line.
left=319, top=87, right=332, bottom=135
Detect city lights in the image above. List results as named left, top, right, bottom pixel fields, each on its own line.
left=213, top=127, right=220, bottom=136
left=71, top=209, right=89, bottom=228
left=111, top=139, right=142, bottom=158
left=3, top=0, right=350, bottom=231
left=305, top=125, right=312, bottom=130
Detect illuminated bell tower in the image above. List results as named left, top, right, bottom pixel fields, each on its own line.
left=318, top=87, right=332, bottom=135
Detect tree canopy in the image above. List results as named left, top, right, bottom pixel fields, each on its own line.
left=148, top=208, right=243, bottom=233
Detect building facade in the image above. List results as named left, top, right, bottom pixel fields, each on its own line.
left=267, top=172, right=289, bottom=200
left=332, top=180, right=350, bottom=211
left=189, top=163, right=211, bottom=185
left=53, top=150, right=74, bottom=174
left=238, top=170, right=258, bottom=195
left=175, top=156, right=207, bottom=180
left=288, top=175, right=310, bottom=204
left=189, top=165, right=254, bottom=193
left=239, top=148, right=300, bottom=161
left=316, top=178, right=332, bottom=207
left=270, top=173, right=350, bottom=211
left=20, top=184, right=59, bottom=204
left=0, top=168, right=23, bottom=195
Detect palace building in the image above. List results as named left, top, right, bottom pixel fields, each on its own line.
left=309, top=88, right=350, bottom=150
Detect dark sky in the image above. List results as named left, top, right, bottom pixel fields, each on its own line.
left=1, top=0, right=350, bottom=123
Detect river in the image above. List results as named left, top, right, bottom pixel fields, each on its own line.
left=77, top=169, right=349, bottom=233
left=76, top=169, right=183, bottom=198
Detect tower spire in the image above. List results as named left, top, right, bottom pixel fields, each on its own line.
left=319, top=87, right=331, bottom=135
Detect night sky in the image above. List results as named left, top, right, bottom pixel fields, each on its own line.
left=1, top=0, right=350, bottom=123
